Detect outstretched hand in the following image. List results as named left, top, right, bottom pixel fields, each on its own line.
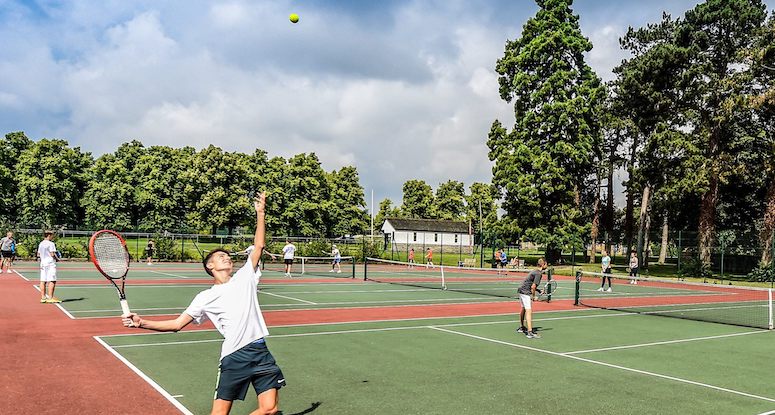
left=122, top=313, right=141, bottom=328
left=254, top=191, right=266, bottom=215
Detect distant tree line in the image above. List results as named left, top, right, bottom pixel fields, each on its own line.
left=0, top=134, right=368, bottom=237
left=486, top=0, right=774, bottom=273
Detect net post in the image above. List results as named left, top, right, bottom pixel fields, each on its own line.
left=363, top=258, right=368, bottom=281
left=440, top=265, right=446, bottom=290
left=351, top=257, right=356, bottom=279
left=574, top=271, right=581, bottom=306
left=768, top=289, right=773, bottom=330
left=301, top=257, right=306, bottom=275
left=547, top=267, right=553, bottom=302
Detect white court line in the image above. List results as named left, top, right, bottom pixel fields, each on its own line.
left=93, top=336, right=193, bottom=415
left=429, top=327, right=775, bottom=405
left=148, top=270, right=192, bottom=279
left=32, top=285, right=76, bottom=320
left=13, top=269, right=29, bottom=281
left=96, top=308, right=627, bottom=338
left=110, top=311, right=638, bottom=348
left=260, top=291, right=317, bottom=304
left=563, top=330, right=770, bottom=355
left=756, top=410, right=775, bottom=415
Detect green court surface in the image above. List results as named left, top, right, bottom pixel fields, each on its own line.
left=99, top=310, right=775, bottom=415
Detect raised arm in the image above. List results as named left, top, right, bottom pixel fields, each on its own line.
left=249, top=192, right=266, bottom=270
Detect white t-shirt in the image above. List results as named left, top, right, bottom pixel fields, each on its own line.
left=332, top=248, right=341, bottom=258
left=184, top=261, right=268, bottom=360
left=282, top=243, right=296, bottom=260
left=38, top=240, right=57, bottom=266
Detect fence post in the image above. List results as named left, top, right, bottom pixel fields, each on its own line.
left=677, top=230, right=682, bottom=273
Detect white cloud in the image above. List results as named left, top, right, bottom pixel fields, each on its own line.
left=5, top=0, right=772, bottom=211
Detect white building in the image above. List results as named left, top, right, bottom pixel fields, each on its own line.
left=381, top=218, right=473, bottom=251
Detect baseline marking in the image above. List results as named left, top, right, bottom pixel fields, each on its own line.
left=110, top=311, right=639, bottom=348
left=429, top=327, right=775, bottom=404
left=93, top=336, right=193, bottom=415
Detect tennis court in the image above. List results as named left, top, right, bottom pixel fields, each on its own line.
left=9, top=260, right=775, bottom=414
left=98, top=311, right=775, bottom=415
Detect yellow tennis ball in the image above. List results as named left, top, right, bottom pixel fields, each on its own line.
left=289, top=13, right=299, bottom=23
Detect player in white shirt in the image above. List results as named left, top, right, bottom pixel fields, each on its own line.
left=37, top=231, right=60, bottom=303
left=282, top=240, right=296, bottom=277
left=329, top=245, right=342, bottom=273
left=122, top=193, right=285, bottom=415
left=0, top=231, right=15, bottom=273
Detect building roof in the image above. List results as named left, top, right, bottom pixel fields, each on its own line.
left=384, top=217, right=469, bottom=233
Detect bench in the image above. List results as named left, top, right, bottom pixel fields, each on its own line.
left=461, top=258, right=476, bottom=268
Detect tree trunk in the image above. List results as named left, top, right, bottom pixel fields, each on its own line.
left=624, top=133, right=640, bottom=252
left=606, top=149, right=615, bottom=255
left=759, top=178, right=775, bottom=266
left=589, top=174, right=601, bottom=263
left=658, top=215, right=668, bottom=265
left=698, top=174, right=719, bottom=267
left=636, top=184, right=651, bottom=269
left=642, top=210, right=652, bottom=269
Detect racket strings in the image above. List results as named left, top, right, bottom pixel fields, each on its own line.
left=93, top=234, right=129, bottom=278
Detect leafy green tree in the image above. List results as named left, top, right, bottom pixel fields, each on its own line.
left=280, top=153, right=331, bottom=237
left=326, top=166, right=368, bottom=236
left=262, top=156, right=290, bottom=236
left=488, top=0, right=605, bottom=262
left=134, top=145, right=195, bottom=232
left=374, top=198, right=401, bottom=231
left=184, top=145, right=252, bottom=234
left=465, top=182, right=498, bottom=238
left=82, top=141, right=143, bottom=230
left=434, top=180, right=466, bottom=220
left=675, top=0, right=767, bottom=265
left=0, top=132, right=32, bottom=223
left=401, top=179, right=435, bottom=219
left=16, top=139, right=93, bottom=228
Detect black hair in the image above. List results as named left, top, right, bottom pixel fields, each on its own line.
left=203, top=248, right=231, bottom=277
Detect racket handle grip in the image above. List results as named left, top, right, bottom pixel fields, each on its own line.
left=120, top=299, right=131, bottom=316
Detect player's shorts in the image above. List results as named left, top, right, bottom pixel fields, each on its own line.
left=519, top=293, right=532, bottom=310
left=40, top=264, right=57, bottom=282
left=0, top=250, right=11, bottom=259
left=333, top=258, right=341, bottom=264
left=603, top=267, right=612, bottom=275
left=215, top=339, right=286, bottom=401
left=284, top=258, right=293, bottom=265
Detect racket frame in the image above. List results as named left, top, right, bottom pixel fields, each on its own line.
left=88, top=230, right=131, bottom=316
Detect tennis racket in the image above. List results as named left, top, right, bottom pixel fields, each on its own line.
left=536, top=280, right=558, bottom=302
left=88, top=230, right=131, bottom=316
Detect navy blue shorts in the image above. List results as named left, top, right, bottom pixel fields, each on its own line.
left=214, top=339, right=286, bottom=401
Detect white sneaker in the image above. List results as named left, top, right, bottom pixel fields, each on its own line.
left=336, top=270, right=341, bottom=273
left=633, top=280, right=638, bottom=285
left=606, top=287, right=612, bottom=292
left=329, top=269, right=334, bottom=272
left=597, top=287, right=604, bottom=292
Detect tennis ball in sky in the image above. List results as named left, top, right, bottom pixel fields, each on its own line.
left=289, top=13, right=299, bottom=23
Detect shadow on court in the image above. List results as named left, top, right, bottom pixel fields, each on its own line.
left=62, top=297, right=86, bottom=303
left=282, top=401, right=322, bottom=415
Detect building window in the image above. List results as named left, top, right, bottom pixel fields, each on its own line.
left=413, top=232, right=417, bottom=242
left=434, top=233, right=438, bottom=242
left=455, top=234, right=458, bottom=243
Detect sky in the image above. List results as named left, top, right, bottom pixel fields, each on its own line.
left=1, top=0, right=773, bottom=212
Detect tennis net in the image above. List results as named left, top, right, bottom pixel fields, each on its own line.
left=574, top=271, right=774, bottom=330
left=262, top=255, right=355, bottom=278
left=364, top=257, right=548, bottom=299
